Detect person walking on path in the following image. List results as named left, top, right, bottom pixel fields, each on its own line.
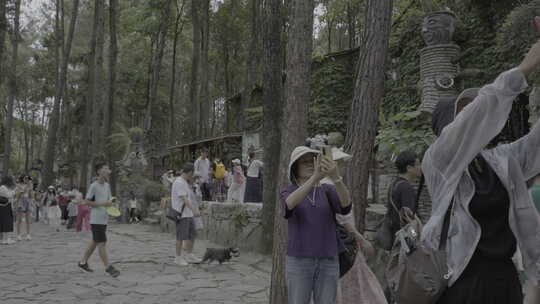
left=15, top=175, right=34, bottom=241
left=281, top=146, right=352, bottom=304
left=172, top=163, right=202, bottom=266
left=67, top=193, right=79, bottom=229
left=43, top=186, right=62, bottom=231
left=423, top=40, right=540, bottom=304
left=57, top=189, right=69, bottom=225
left=127, top=192, right=139, bottom=223
left=194, top=148, right=212, bottom=201
left=0, top=176, right=16, bottom=245
left=227, top=159, right=246, bottom=204
left=34, top=189, right=43, bottom=222
left=244, top=151, right=263, bottom=203
left=78, top=163, right=120, bottom=278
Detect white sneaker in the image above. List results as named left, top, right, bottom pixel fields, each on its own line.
left=25, top=234, right=32, bottom=241
left=17, top=235, right=23, bottom=241
left=174, top=256, right=188, bottom=266
left=184, top=253, right=201, bottom=264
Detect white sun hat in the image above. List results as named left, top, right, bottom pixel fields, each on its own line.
left=331, top=147, right=352, bottom=162
left=287, top=146, right=321, bottom=184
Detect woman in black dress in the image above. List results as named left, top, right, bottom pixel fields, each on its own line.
left=423, top=40, right=540, bottom=304
left=0, top=176, right=16, bottom=245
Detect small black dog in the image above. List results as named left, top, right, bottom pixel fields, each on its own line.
left=201, top=247, right=240, bottom=264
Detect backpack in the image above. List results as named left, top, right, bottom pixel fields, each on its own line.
left=214, top=162, right=226, bottom=179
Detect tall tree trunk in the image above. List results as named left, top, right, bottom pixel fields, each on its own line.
left=269, top=1, right=314, bottom=303
left=30, top=105, right=37, bottom=163
left=20, top=100, right=29, bottom=172
left=43, top=0, right=79, bottom=190
left=80, top=0, right=101, bottom=190
left=2, top=0, right=20, bottom=179
left=344, top=0, right=393, bottom=232
left=0, top=0, right=7, bottom=89
left=346, top=2, right=357, bottom=49
left=37, top=102, right=48, bottom=159
left=146, top=0, right=173, bottom=153
left=91, top=0, right=105, bottom=161
left=243, top=0, right=262, bottom=130
left=199, top=0, right=210, bottom=138
left=169, top=0, right=186, bottom=145
left=260, top=0, right=283, bottom=254
left=104, top=0, right=118, bottom=194
left=189, top=0, right=201, bottom=139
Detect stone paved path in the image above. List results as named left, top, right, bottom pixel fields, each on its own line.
left=0, top=222, right=271, bottom=304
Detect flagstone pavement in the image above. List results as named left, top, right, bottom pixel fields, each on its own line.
left=0, top=222, right=271, bottom=304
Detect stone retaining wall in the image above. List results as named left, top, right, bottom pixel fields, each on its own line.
left=158, top=201, right=264, bottom=253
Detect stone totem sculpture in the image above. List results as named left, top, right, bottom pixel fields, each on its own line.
left=419, top=11, right=460, bottom=113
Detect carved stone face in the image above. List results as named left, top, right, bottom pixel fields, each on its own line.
left=422, top=12, right=456, bottom=46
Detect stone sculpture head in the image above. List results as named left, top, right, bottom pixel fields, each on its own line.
left=422, top=11, right=457, bottom=46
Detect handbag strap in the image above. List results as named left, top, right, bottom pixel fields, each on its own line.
left=439, top=200, right=454, bottom=250
left=387, top=179, right=407, bottom=224
left=179, top=202, right=186, bottom=217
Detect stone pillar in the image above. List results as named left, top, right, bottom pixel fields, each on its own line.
left=419, top=11, right=460, bottom=113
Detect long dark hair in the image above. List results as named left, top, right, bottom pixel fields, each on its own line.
left=47, top=187, right=57, bottom=196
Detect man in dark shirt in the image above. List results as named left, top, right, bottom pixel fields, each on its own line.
left=389, top=151, right=421, bottom=233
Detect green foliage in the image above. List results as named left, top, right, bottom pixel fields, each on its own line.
left=309, top=57, right=354, bottom=135
left=107, top=126, right=144, bottom=160
left=144, top=180, right=168, bottom=202
left=232, top=209, right=250, bottom=229
left=376, top=106, right=435, bottom=160
left=497, top=1, right=540, bottom=83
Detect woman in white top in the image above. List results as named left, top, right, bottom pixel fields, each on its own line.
left=244, top=151, right=264, bottom=203
left=15, top=176, right=34, bottom=241
left=128, top=192, right=139, bottom=223
left=43, top=186, right=62, bottom=231
left=227, top=159, right=246, bottom=203
left=0, top=176, right=16, bottom=244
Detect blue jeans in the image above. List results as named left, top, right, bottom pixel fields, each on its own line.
left=286, top=256, right=339, bottom=304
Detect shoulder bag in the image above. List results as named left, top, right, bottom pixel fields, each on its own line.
left=166, top=201, right=186, bottom=222
left=375, top=179, right=406, bottom=250
left=322, top=185, right=358, bottom=277
left=385, top=201, right=453, bottom=304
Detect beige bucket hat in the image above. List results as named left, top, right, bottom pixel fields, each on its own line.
left=287, top=146, right=320, bottom=184
left=331, top=147, right=352, bottom=162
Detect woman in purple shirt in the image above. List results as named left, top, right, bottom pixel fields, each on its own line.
left=281, top=146, right=352, bottom=304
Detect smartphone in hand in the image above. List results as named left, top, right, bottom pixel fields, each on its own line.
left=321, top=145, right=332, bottom=161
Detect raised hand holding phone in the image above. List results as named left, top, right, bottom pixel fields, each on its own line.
left=518, top=17, right=540, bottom=76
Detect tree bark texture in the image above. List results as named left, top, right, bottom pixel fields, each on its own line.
left=146, top=0, right=173, bottom=151
left=79, top=0, right=101, bottom=190
left=243, top=0, right=262, bottom=130
left=269, top=1, right=314, bottom=303
left=260, top=0, right=283, bottom=255
left=43, top=0, right=79, bottom=190
left=199, top=0, right=210, bottom=138
left=104, top=0, right=118, bottom=194
left=91, top=0, right=105, bottom=161
left=189, top=0, right=201, bottom=140
left=0, top=0, right=7, bottom=89
left=344, top=0, right=393, bottom=232
left=169, top=0, right=186, bottom=145
left=2, top=0, right=21, bottom=178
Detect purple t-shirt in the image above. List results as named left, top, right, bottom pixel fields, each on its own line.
left=281, top=183, right=351, bottom=258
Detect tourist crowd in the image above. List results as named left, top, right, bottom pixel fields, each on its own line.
left=1, top=38, right=540, bottom=304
